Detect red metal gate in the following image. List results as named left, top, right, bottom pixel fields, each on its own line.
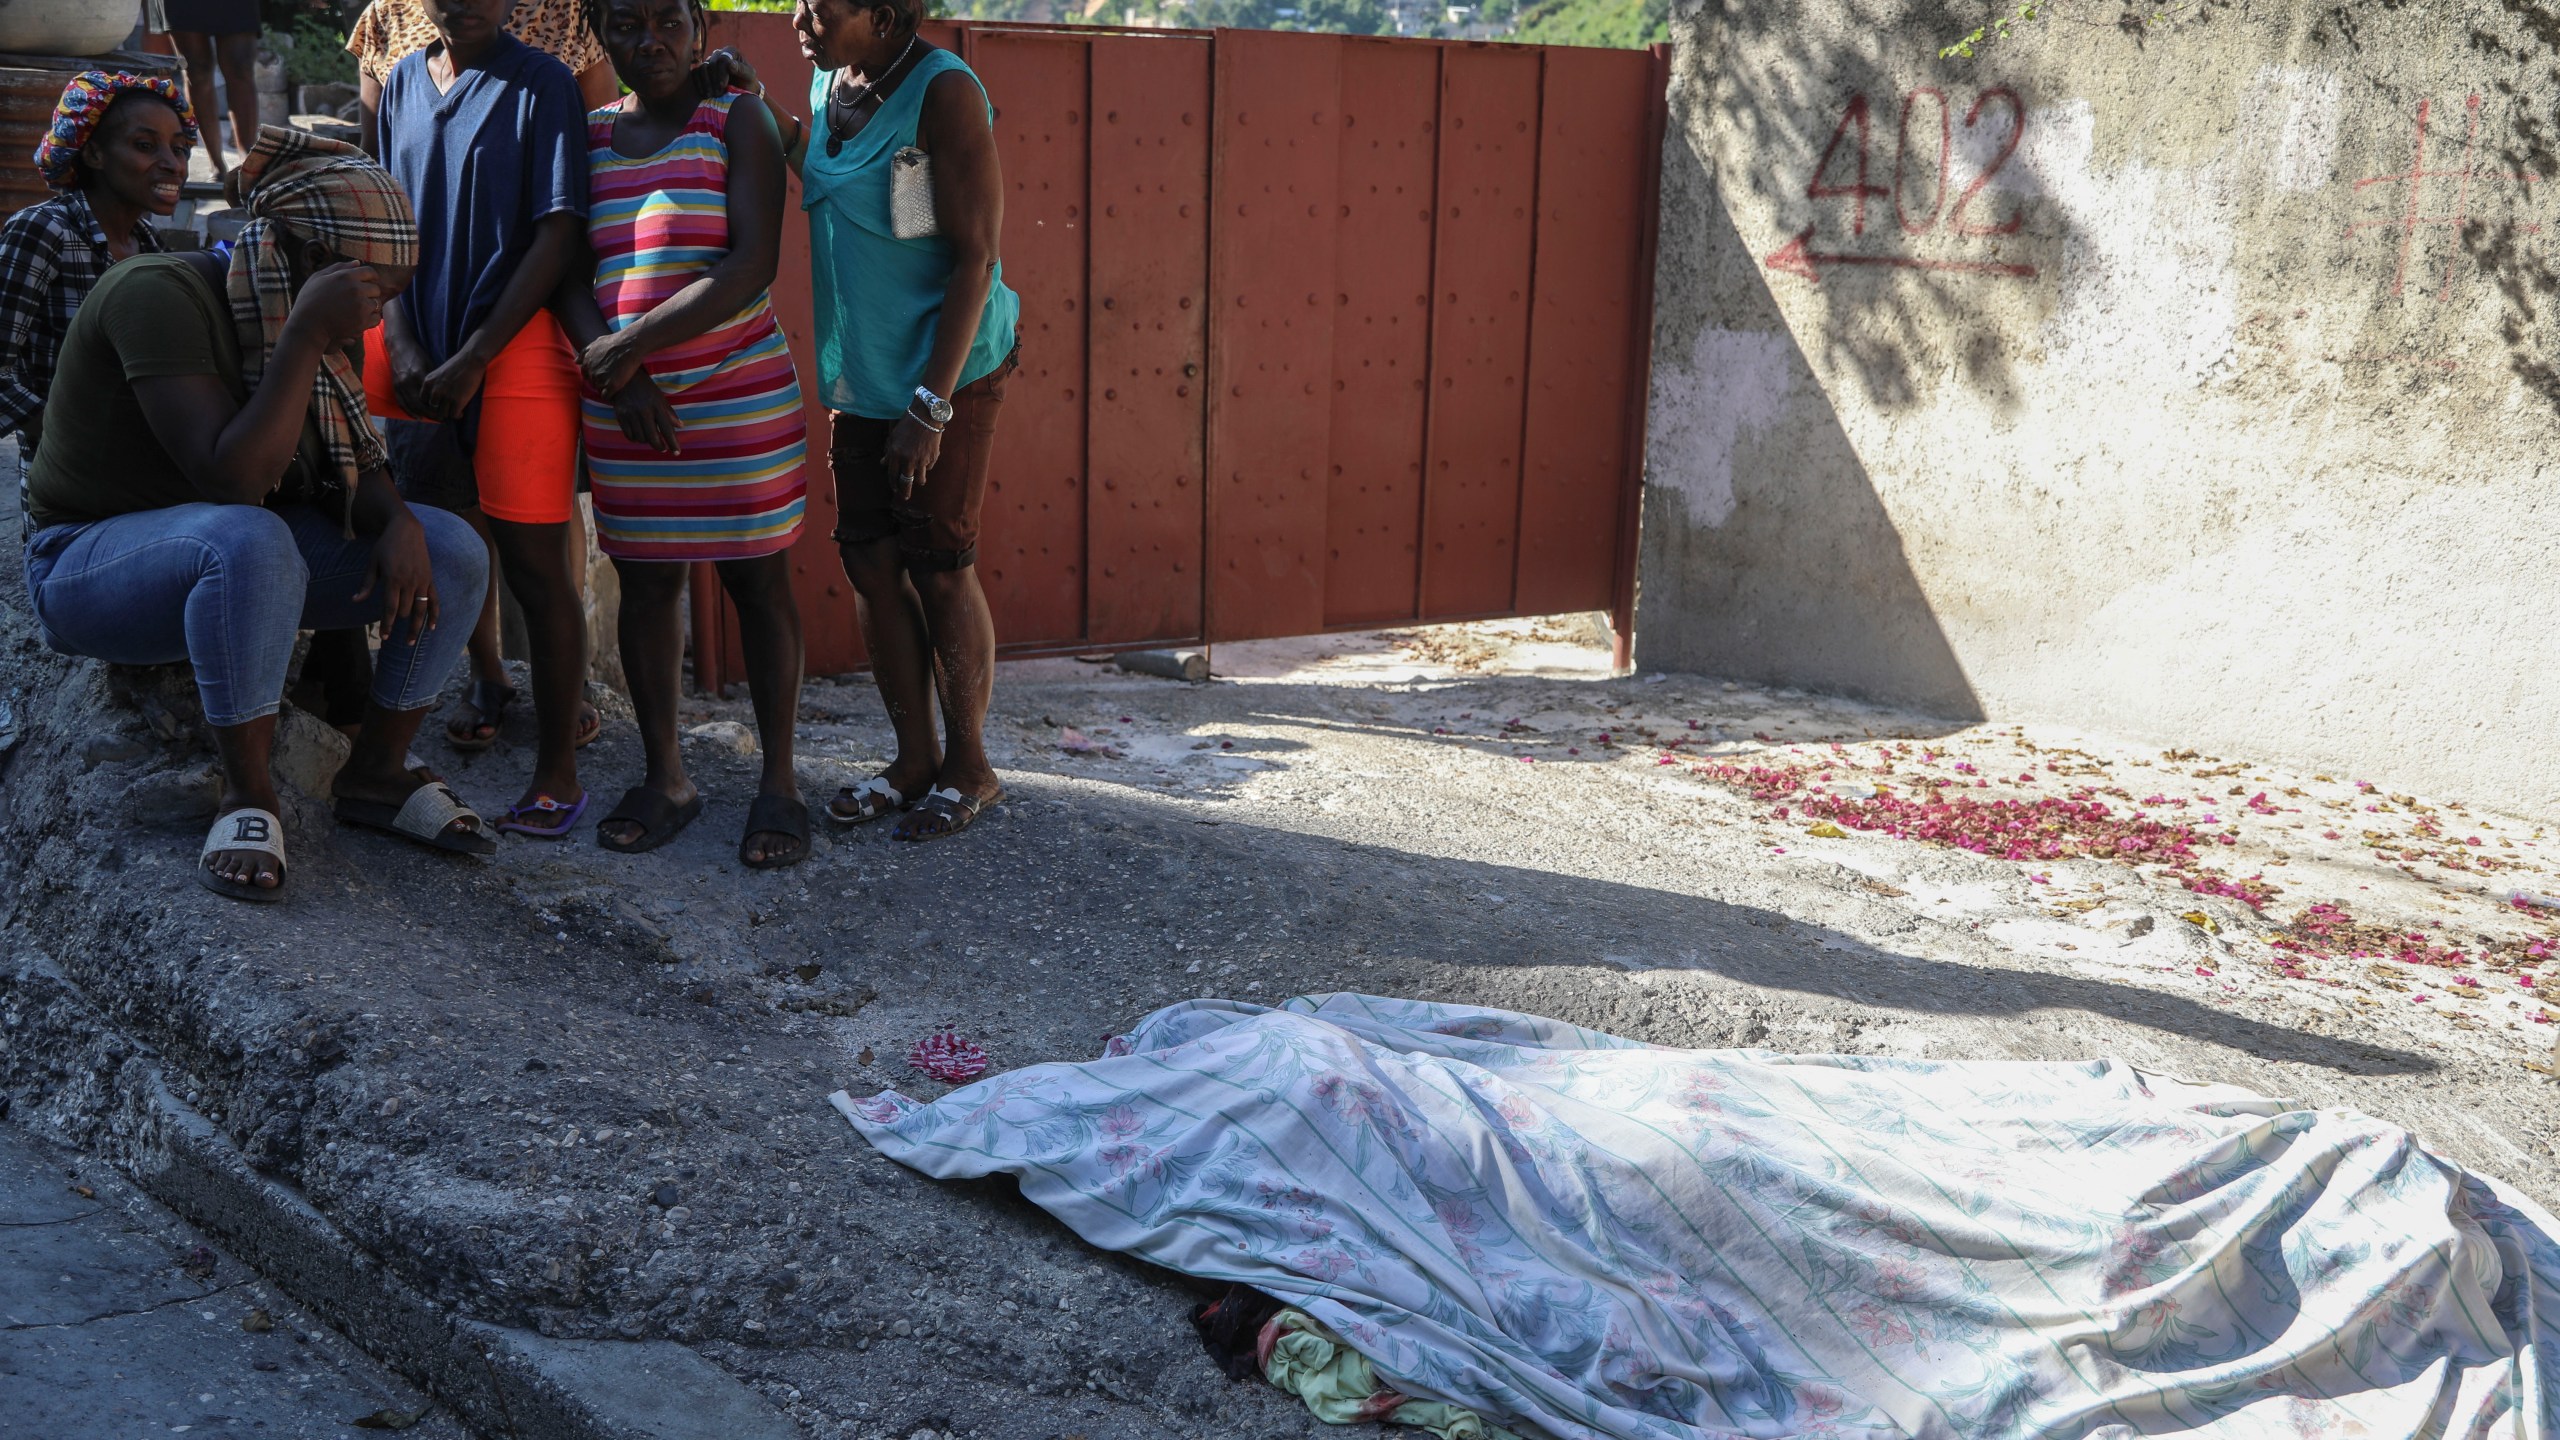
left=694, top=14, right=1665, bottom=686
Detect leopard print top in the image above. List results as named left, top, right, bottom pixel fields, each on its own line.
left=344, top=0, right=605, bottom=85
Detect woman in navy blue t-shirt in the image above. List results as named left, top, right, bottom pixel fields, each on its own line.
left=366, top=0, right=596, bottom=839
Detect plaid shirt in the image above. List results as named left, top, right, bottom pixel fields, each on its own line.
left=0, top=190, right=166, bottom=441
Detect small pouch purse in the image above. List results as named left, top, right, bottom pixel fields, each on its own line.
left=890, top=145, right=938, bottom=240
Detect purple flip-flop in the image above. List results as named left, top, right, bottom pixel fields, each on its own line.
left=497, top=790, right=591, bottom=839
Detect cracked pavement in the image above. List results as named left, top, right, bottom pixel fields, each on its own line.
left=0, top=1116, right=470, bottom=1439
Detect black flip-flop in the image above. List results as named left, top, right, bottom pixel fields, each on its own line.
left=740, top=793, right=810, bottom=869
left=598, top=785, right=703, bottom=854
left=445, top=677, right=516, bottom=753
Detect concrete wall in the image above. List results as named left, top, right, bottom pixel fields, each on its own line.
left=1637, top=0, right=2560, bottom=820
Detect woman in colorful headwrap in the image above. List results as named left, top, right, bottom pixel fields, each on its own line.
left=0, top=73, right=197, bottom=490
left=19, top=127, right=498, bottom=904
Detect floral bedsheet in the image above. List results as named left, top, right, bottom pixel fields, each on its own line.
left=832, top=994, right=2556, bottom=1440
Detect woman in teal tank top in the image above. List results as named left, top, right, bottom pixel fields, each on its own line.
left=778, top=0, right=1019, bottom=842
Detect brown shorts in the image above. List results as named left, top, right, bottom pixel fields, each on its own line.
left=829, top=350, right=1018, bottom=572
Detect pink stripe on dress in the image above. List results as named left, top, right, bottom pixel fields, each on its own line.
left=582, top=91, right=808, bottom=563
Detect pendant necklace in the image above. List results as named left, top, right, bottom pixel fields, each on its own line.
left=826, top=33, right=919, bottom=157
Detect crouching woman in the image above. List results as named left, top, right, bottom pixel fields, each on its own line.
left=19, top=129, right=497, bottom=903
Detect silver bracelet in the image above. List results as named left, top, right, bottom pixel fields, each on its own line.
left=904, top=405, right=944, bottom=433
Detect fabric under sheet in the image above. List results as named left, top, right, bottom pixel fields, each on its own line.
left=831, top=994, right=2558, bottom=1440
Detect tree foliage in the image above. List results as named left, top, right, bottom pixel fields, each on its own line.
left=1940, top=2, right=2041, bottom=59
left=1508, top=0, right=1664, bottom=49
left=707, top=0, right=1652, bottom=47
left=1193, top=0, right=1395, bottom=33
left=1939, top=2, right=2208, bottom=60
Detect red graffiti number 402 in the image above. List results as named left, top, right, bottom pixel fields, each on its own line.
left=1809, top=87, right=2025, bottom=238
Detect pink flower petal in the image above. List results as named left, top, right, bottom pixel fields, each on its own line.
left=909, top=1029, right=990, bottom=1082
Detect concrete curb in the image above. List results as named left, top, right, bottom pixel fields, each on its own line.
left=131, top=1068, right=801, bottom=1440
left=5, top=952, right=798, bottom=1440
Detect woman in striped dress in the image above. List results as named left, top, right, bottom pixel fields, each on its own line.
left=556, top=0, right=811, bottom=867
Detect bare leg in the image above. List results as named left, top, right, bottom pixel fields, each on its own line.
left=444, top=503, right=595, bottom=747
left=170, top=33, right=221, bottom=168
left=718, top=552, right=805, bottom=862
left=897, top=563, right=1000, bottom=839
left=598, top=558, right=693, bottom=849
left=463, top=505, right=506, bottom=687
left=487, top=518, right=585, bottom=811
left=213, top=31, right=261, bottom=167
left=440, top=504, right=511, bottom=741
left=838, top=538, right=940, bottom=799
left=204, top=714, right=283, bottom=891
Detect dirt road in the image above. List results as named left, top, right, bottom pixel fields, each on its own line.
left=4, top=613, right=2553, bottom=1439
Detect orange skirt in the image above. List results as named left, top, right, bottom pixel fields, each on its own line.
left=363, top=312, right=581, bottom=526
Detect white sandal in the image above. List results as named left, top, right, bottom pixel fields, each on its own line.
left=198, top=807, right=287, bottom=904
left=334, top=776, right=498, bottom=856
left=826, top=774, right=909, bottom=826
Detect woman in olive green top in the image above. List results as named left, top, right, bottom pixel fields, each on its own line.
left=19, top=130, right=495, bottom=903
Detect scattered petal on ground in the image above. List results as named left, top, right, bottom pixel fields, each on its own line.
left=909, top=1030, right=990, bottom=1083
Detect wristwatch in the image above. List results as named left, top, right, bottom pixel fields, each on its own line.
left=910, top=385, right=954, bottom=426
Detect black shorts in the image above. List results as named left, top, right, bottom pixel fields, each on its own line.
left=160, top=0, right=261, bottom=35
left=828, top=349, right=1018, bottom=572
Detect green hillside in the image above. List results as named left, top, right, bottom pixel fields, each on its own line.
left=705, top=0, right=1661, bottom=47
left=1508, top=0, right=1665, bottom=48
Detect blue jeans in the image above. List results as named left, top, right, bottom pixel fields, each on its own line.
left=22, top=502, right=487, bottom=728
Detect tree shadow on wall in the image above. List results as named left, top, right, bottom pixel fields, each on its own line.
left=1641, top=0, right=2162, bottom=714
left=2454, top=2, right=2560, bottom=418
left=1675, top=0, right=2072, bottom=413
left=1681, top=0, right=2269, bottom=412
left=2292, top=0, right=2560, bottom=418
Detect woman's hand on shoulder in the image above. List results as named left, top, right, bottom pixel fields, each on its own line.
left=692, top=47, right=762, bottom=98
